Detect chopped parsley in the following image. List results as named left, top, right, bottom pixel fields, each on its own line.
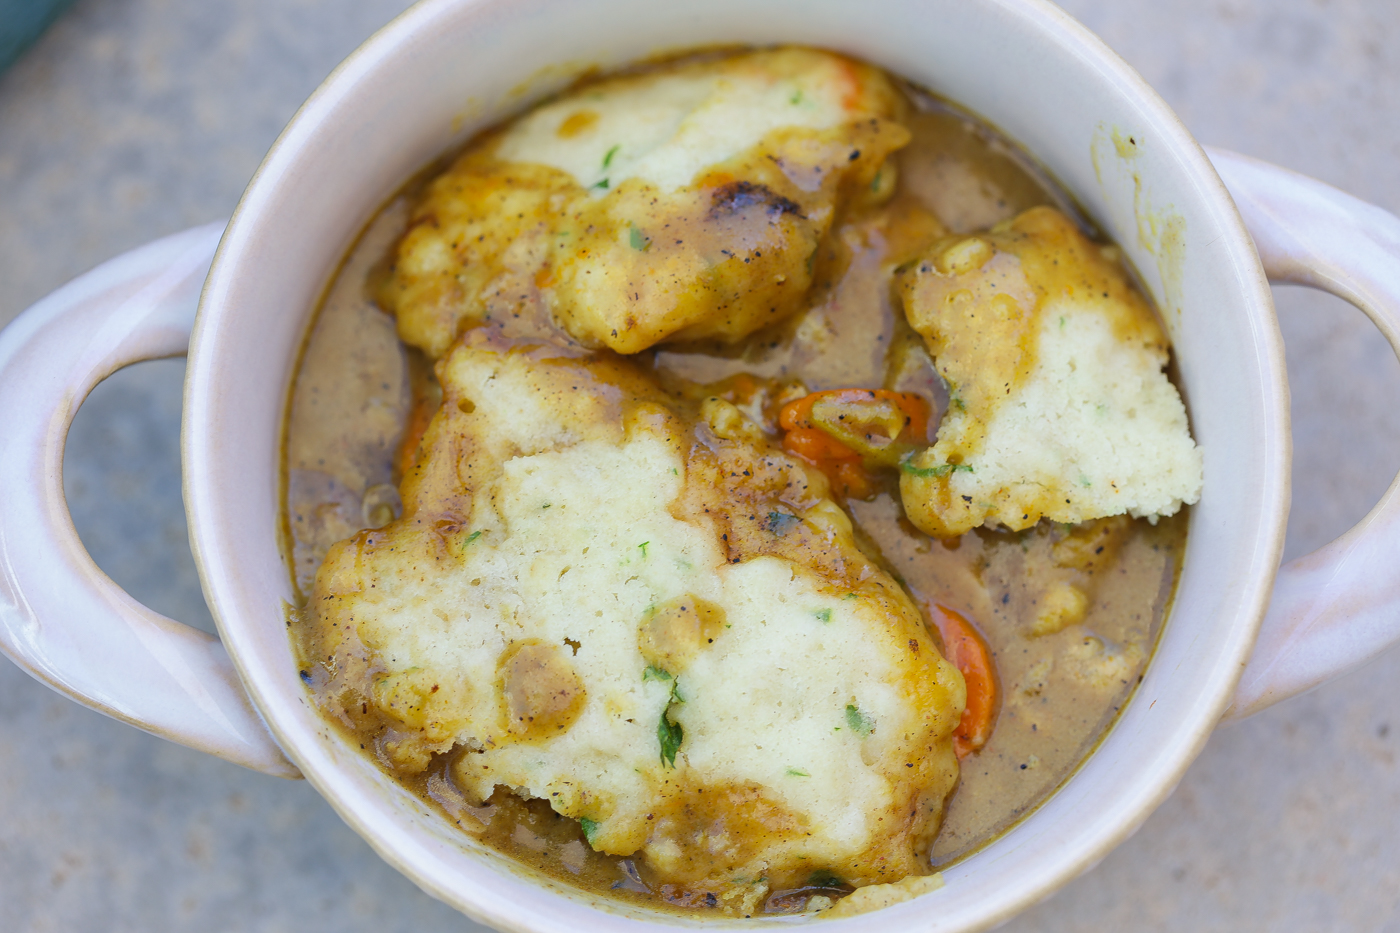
left=591, top=177, right=610, bottom=191
left=786, top=767, right=810, bottom=777
left=463, top=530, right=483, bottom=547
left=628, top=224, right=651, bottom=251
left=901, top=457, right=974, bottom=479
left=658, top=709, right=683, bottom=769
left=807, top=871, right=845, bottom=889
left=845, top=704, right=874, bottom=737
left=650, top=666, right=685, bottom=767
left=602, top=144, right=621, bottom=169
left=638, top=541, right=649, bottom=557
left=813, top=608, right=832, bottom=623
left=580, top=817, right=601, bottom=846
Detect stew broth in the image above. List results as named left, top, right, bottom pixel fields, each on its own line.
left=284, top=68, right=1186, bottom=913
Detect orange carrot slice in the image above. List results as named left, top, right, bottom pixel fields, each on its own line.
left=778, top=389, right=931, bottom=498
left=782, top=426, right=861, bottom=463
left=779, top=388, right=929, bottom=442
left=928, top=604, right=997, bottom=759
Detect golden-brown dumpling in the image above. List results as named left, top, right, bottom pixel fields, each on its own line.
left=300, top=331, right=964, bottom=904
left=896, top=207, right=1202, bottom=537
left=376, top=48, right=909, bottom=357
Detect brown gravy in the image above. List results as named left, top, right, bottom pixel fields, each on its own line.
left=284, top=79, right=1185, bottom=912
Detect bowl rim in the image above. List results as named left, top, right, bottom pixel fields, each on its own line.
left=185, top=0, right=1288, bottom=929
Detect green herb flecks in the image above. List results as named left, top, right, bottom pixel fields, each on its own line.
left=463, top=530, right=483, bottom=548
left=628, top=224, right=651, bottom=251
left=638, top=541, right=650, bottom=558
left=580, top=817, right=601, bottom=846
left=602, top=144, right=621, bottom=169
left=651, top=666, right=685, bottom=767
left=901, top=456, right=974, bottom=479
left=786, top=767, right=810, bottom=777
left=766, top=511, right=800, bottom=536
left=591, top=177, right=610, bottom=191
left=813, top=608, right=832, bottom=623
left=658, top=709, right=683, bottom=769
left=789, top=89, right=804, bottom=106
left=845, top=704, right=874, bottom=737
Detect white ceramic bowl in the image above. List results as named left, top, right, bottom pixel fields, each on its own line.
left=3, top=1, right=1400, bottom=930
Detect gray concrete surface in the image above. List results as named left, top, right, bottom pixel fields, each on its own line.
left=1, top=0, right=1398, bottom=929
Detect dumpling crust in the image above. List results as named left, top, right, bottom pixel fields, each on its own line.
left=896, top=206, right=1202, bottom=537
left=376, top=48, right=910, bottom=357
left=301, top=330, right=964, bottom=900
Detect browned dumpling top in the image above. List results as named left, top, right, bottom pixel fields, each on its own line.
left=301, top=329, right=964, bottom=906
left=897, top=207, right=1202, bottom=537
left=375, top=48, right=909, bottom=357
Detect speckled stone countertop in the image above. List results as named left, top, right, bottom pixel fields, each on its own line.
left=1, top=1, right=1398, bottom=930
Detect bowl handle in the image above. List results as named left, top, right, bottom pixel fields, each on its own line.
left=1209, top=147, right=1400, bottom=720
left=0, top=223, right=300, bottom=777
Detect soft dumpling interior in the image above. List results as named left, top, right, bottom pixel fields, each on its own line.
left=896, top=206, right=1203, bottom=536
left=376, top=48, right=910, bottom=357
left=301, top=334, right=964, bottom=903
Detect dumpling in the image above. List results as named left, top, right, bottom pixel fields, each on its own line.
left=896, top=206, right=1202, bottom=537
left=375, top=47, right=909, bottom=357
left=301, top=330, right=965, bottom=902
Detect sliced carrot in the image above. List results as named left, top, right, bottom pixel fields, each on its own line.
left=831, top=460, right=876, bottom=500
left=778, top=389, right=932, bottom=498
left=927, top=604, right=997, bottom=759
left=782, top=426, right=860, bottom=463
left=780, top=388, right=930, bottom=435
left=833, top=56, right=864, bottom=113
left=780, top=389, right=929, bottom=452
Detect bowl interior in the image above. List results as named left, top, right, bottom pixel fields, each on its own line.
left=187, top=0, right=1287, bottom=930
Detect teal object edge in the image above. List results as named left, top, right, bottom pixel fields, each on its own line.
left=0, top=0, right=80, bottom=75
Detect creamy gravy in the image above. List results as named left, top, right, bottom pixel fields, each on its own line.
left=283, top=79, right=1185, bottom=912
